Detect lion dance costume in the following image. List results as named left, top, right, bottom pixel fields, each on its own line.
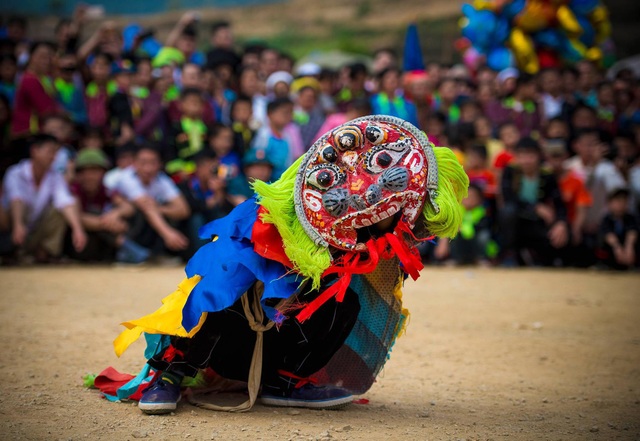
left=98, top=115, right=468, bottom=413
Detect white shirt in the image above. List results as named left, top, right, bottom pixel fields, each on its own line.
left=103, top=167, right=126, bottom=192
left=541, top=93, right=564, bottom=120
left=115, top=166, right=180, bottom=205
left=2, top=159, right=76, bottom=229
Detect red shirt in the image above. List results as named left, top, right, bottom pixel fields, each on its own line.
left=70, top=181, right=113, bottom=214
left=467, top=168, right=497, bottom=197
left=11, top=72, right=60, bottom=137
left=493, top=151, right=514, bottom=169
left=558, top=171, right=593, bottom=224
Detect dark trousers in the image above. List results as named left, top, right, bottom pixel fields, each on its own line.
left=65, top=230, right=118, bottom=262
left=148, top=281, right=361, bottom=391
left=499, top=203, right=559, bottom=265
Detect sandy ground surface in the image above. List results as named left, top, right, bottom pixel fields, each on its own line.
left=0, top=266, right=639, bottom=441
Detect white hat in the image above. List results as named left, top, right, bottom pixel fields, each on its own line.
left=265, top=71, right=294, bottom=94
left=497, top=67, right=519, bottom=84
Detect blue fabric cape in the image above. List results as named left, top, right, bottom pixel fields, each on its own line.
left=181, top=198, right=302, bottom=331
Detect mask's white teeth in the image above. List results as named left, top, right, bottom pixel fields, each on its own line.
left=361, top=218, right=372, bottom=227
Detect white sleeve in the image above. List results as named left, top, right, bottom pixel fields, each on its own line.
left=598, top=162, right=626, bottom=192
left=117, top=171, right=147, bottom=201
left=52, top=174, right=77, bottom=209
left=158, top=173, right=180, bottom=202
left=3, top=167, right=25, bottom=202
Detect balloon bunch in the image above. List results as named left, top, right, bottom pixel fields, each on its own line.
left=458, top=0, right=614, bottom=74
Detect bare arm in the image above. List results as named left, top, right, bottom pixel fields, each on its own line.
left=80, top=212, right=104, bottom=231
left=571, top=205, right=587, bottom=244
left=158, top=195, right=190, bottom=221
left=165, top=12, right=197, bottom=48
left=10, top=199, right=27, bottom=245
left=61, top=202, right=87, bottom=251
left=135, top=196, right=188, bottom=250
left=77, top=21, right=116, bottom=61
left=110, top=194, right=136, bottom=218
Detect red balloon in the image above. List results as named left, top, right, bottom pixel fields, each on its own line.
left=537, top=48, right=560, bottom=69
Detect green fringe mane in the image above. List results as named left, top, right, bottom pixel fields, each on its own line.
left=252, top=156, right=332, bottom=290
left=423, top=147, right=469, bottom=238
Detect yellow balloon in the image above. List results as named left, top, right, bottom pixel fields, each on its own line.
left=557, top=5, right=582, bottom=37
left=509, top=28, right=539, bottom=74
left=586, top=47, right=603, bottom=62
left=590, top=5, right=609, bottom=24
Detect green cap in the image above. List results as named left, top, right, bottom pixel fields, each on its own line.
left=76, top=149, right=111, bottom=170
left=152, top=47, right=186, bottom=68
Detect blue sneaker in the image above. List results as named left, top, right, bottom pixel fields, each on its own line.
left=138, top=379, right=181, bottom=414
left=260, top=384, right=353, bottom=410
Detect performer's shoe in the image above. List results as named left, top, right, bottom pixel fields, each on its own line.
left=260, top=384, right=353, bottom=410
left=138, top=379, right=182, bottom=414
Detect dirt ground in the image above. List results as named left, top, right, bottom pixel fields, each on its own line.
left=0, top=265, right=639, bottom=441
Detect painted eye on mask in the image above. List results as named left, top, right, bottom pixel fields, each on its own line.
left=319, top=145, right=338, bottom=163
left=365, top=125, right=386, bottom=145
left=306, top=164, right=344, bottom=190
left=364, top=148, right=400, bottom=174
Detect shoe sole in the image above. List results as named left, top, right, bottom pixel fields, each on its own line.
left=138, top=396, right=181, bottom=415
left=260, top=395, right=353, bottom=410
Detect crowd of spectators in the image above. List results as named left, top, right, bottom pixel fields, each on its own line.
left=0, top=9, right=638, bottom=270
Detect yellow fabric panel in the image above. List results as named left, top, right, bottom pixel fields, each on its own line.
left=113, top=275, right=207, bottom=357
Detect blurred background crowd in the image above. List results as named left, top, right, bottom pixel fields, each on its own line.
left=0, top=3, right=638, bottom=270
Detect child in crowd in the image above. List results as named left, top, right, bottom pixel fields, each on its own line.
left=104, top=142, right=136, bottom=192
left=493, top=122, right=521, bottom=170
left=436, top=184, right=492, bottom=265
left=499, top=137, right=568, bottom=266
left=465, top=144, right=497, bottom=199
left=208, top=122, right=241, bottom=180
left=108, top=59, right=136, bottom=147
left=53, top=50, right=87, bottom=125
left=545, top=117, right=570, bottom=142
left=598, top=188, right=638, bottom=269
left=543, top=139, right=593, bottom=246
left=250, top=97, right=297, bottom=180
left=178, top=150, right=232, bottom=259
left=229, top=95, right=255, bottom=156
left=166, top=88, right=208, bottom=179
left=0, top=53, right=18, bottom=105
left=85, top=52, right=116, bottom=130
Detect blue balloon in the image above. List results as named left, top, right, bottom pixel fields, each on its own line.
left=534, top=29, right=564, bottom=50
left=487, top=47, right=515, bottom=71
left=502, top=0, right=526, bottom=20
left=570, top=0, right=599, bottom=16
left=576, top=15, right=595, bottom=47
left=460, top=4, right=509, bottom=54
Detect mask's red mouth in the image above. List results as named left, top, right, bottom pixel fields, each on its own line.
left=331, top=191, right=422, bottom=251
